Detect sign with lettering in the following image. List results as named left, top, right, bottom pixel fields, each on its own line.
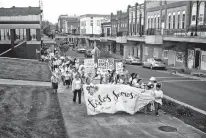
left=84, top=59, right=95, bottom=78
left=83, top=84, right=154, bottom=115
left=98, top=58, right=114, bottom=72
left=116, top=62, right=123, bottom=74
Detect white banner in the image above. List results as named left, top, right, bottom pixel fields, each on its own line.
left=83, top=84, right=154, bottom=115
left=98, top=58, right=114, bottom=72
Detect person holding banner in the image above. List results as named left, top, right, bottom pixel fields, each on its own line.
left=154, top=83, right=163, bottom=116
left=72, top=73, right=83, bottom=104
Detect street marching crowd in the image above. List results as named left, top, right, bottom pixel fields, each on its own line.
left=49, top=52, right=164, bottom=116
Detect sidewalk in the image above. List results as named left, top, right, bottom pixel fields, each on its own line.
left=57, top=83, right=206, bottom=138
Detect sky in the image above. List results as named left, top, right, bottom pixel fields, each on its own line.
left=0, top=0, right=144, bottom=24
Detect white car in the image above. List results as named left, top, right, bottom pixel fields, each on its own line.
left=77, top=48, right=86, bottom=53
left=143, top=58, right=166, bottom=70
left=125, top=56, right=142, bottom=65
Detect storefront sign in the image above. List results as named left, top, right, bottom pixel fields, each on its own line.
left=83, top=84, right=154, bottom=115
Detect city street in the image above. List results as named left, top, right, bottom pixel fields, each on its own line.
left=65, top=48, right=206, bottom=111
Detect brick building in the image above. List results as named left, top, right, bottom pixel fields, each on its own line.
left=58, top=15, right=79, bottom=35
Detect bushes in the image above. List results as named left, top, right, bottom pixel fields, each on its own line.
left=162, top=97, right=206, bottom=132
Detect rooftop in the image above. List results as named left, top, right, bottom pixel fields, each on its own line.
left=80, top=14, right=110, bottom=18
left=0, top=6, right=42, bottom=16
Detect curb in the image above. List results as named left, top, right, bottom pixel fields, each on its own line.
left=164, top=95, right=206, bottom=115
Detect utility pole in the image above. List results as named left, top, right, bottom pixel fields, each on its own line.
left=194, top=0, right=199, bottom=36
left=139, top=11, right=142, bottom=37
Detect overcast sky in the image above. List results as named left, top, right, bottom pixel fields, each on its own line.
left=0, top=0, right=144, bottom=23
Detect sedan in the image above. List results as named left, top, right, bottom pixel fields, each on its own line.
left=125, top=56, right=142, bottom=65
left=77, top=48, right=87, bottom=53
left=143, top=58, right=166, bottom=70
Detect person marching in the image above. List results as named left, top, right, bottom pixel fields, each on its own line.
left=72, top=73, right=83, bottom=104
left=154, top=83, right=163, bottom=116
left=65, top=70, right=72, bottom=88
left=128, top=73, right=136, bottom=86
left=51, top=73, right=59, bottom=93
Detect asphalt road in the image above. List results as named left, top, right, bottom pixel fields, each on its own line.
left=64, top=47, right=206, bottom=111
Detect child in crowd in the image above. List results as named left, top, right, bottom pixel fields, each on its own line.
left=154, top=83, right=163, bottom=116
left=51, top=73, right=59, bottom=93
left=129, top=73, right=136, bottom=86
left=144, top=82, right=154, bottom=114
left=65, top=71, right=72, bottom=88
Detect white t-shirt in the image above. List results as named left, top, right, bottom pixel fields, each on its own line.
left=65, top=73, right=72, bottom=80
left=72, top=79, right=82, bottom=91
left=154, top=90, right=163, bottom=105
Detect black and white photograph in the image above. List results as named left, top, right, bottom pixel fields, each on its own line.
left=0, top=0, right=206, bottom=137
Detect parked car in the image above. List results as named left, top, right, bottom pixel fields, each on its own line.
left=125, top=56, right=142, bottom=65
left=77, top=48, right=87, bottom=53
left=142, top=58, right=166, bottom=70
left=85, top=49, right=93, bottom=58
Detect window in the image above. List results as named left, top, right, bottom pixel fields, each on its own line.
left=97, top=20, right=100, bottom=26
left=91, top=17, right=93, bottom=19
left=168, top=14, right=171, bottom=29
left=151, top=17, right=153, bottom=28
left=163, top=50, right=168, bottom=59
left=158, top=15, right=160, bottom=29
left=198, top=2, right=205, bottom=25
left=182, top=11, right=185, bottom=29
left=176, top=52, right=184, bottom=63
left=173, top=12, right=176, bottom=29
left=191, top=3, right=197, bottom=25
left=145, top=47, right=148, bottom=55
left=154, top=15, right=156, bottom=29
left=177, top=12, right=180, bottom=29
left=148, top=16, right=150, bottom=29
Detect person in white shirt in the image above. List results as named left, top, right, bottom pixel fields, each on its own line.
left=72, top=73, right=83, bottom=104
left=51, top=73, right=59, bottom=93
left=65, top=71, right=72, bottom=88
left=72, top=68, right=78, bottom=81
left=149, top=77, right=157, bottom=90
left=132, top=73, right=140, bottom=87
left=60, top=66, right=66, bottom=85
left=154, top=83, right=163, bottom=116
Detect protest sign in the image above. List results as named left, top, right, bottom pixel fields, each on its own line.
left=83, top=84, right=154, bottom=115
left=116, top=62, right=123, bottom=74
left=98, top=58, right=114, bottom=71
left=84, top=59, right=95, bottom=78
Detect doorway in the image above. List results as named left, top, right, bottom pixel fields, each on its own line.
left=195, top=50, right=200, bottom=69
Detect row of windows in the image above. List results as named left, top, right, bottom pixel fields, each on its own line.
left=112, top=24, right=127, bottom=28
left=147, top=11, right=186, bottom=29
left=0, top=29, right=37, bottom=41
left=147, top=15, right=160, bottom=29
left=167, top=11, right=185, bottom=29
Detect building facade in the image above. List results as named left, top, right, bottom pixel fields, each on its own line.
left=101, top=22, right=111, bottom=37
left=0, top=6, right=42, bottom=59
left=128, top=3, right=144, bottom=36
left=80, top=14, right=110, bottom=36
left=58, top=15, right=80, bottom=34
